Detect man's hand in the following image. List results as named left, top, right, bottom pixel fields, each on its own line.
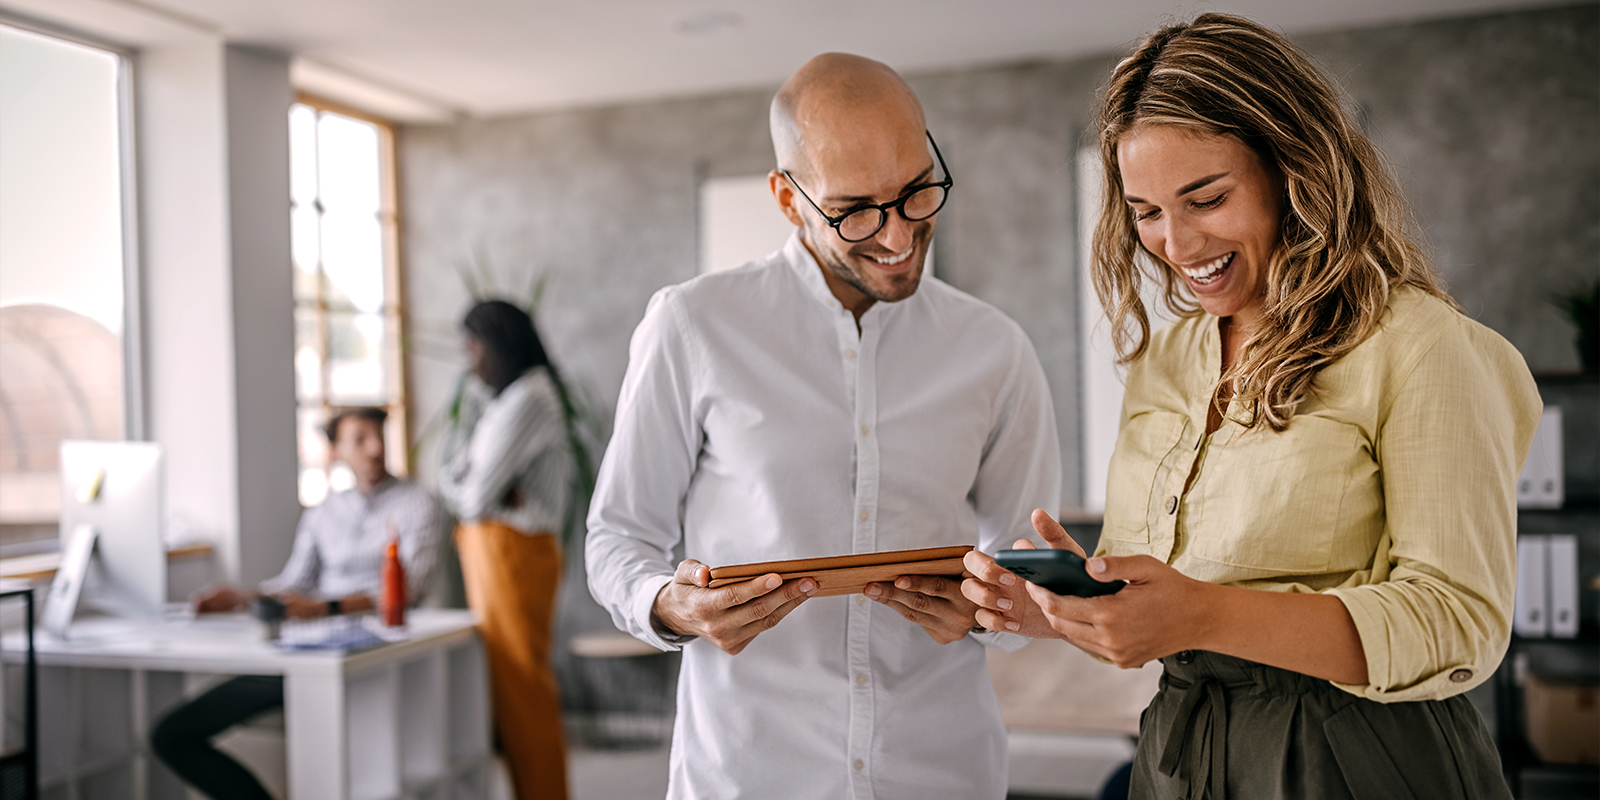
left=277, top=592, right=329, bottom=620
left=193, top=585, right=249, bottom=614
left=864, top=574, right=983, bottom=644
left=652, top=559, right=818, bottom=655
left=961, top=509, right=1088, bottom=638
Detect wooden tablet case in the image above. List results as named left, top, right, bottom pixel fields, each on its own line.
left=707, top=545, right=974, bottom=598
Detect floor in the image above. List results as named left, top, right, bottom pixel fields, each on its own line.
left=556, top=742, right=1600, bottom=800
left=558, top=734, right=1104, bottom=800
left=569, top=742, right=672, bottom=800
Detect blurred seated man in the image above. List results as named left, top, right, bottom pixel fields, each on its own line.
left=150, top=406, right=440, bottom=800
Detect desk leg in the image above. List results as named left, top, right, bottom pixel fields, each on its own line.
left=285, top=670, right=347, bottom=800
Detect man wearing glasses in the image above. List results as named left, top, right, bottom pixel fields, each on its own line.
left=587, top=52, right=1060, bottom=800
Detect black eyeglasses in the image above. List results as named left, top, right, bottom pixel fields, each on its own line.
left=780, top=131, right=953, bottom=243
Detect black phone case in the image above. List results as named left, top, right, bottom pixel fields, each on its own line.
left=994, top=549, right=1126, bottom=597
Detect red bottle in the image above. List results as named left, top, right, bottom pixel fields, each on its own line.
left=383, top=539, right=406, bottom=627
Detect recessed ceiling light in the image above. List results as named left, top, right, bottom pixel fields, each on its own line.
left=676, top=10, right=744, bottom=37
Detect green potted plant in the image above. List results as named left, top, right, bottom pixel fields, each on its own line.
left=1551, top=279, right=1600, bottom=374
left=410, top=258, right=608, bottom=554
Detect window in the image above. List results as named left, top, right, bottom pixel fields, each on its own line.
left=289, top=97, right=409, bottom=506
left=0, top=22, right=130, bottom=555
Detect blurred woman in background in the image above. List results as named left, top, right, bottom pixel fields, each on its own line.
left=441, top=299, right=574, bottom=800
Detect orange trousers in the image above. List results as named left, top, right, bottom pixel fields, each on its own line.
left=455, top=522, right=568, bottom=800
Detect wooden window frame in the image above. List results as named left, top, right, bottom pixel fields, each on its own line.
left=291, top=94, right=414, bottom=501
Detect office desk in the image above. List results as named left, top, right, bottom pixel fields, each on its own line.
left=2, top=608, right=491, bottom=800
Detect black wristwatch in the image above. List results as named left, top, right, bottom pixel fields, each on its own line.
left=326, top=598, right=342, bottom=616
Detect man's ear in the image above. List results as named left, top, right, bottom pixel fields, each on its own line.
left=769, top=170, right=805, bottom=227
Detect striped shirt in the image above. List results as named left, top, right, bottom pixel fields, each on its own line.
left=438, top=367, right=572, bottom=536
left=260, top=477, right=441, bottom=603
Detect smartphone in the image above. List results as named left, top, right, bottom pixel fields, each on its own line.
left=994, top=549, right=1125, bottom=597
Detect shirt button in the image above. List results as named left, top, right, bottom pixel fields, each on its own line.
left=1176, top=650, right=1196, bottom=665
left=1165, top=496, right=1178, bottom=514
left=860, top=425, right=869, bottom=436
left=1449, top=669, right=1473, bottom=683
left=844, top=348, right=857, bottom=360
left=855, top=672, right=868, bottom=686
left=855, top=595, right=867, bottom=605
left=853, top=759, right=864, bottom=771
left=860, top=510, right=869, bottom=521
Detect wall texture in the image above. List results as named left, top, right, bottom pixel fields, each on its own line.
left=399, top=4, right=1599, bottom=649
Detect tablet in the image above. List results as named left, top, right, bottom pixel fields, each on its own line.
left=707, top=545, right=974, bottom=597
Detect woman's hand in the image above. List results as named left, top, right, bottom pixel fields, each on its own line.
left=961, top=509, right=1088, bottom=639
left=1026, top=554, right=1211, bottom=669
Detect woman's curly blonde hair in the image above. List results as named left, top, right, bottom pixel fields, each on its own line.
left=1091, top=12, right=1456, bottom=431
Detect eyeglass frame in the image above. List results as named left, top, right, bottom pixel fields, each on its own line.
left=779, top=130, right=953, bottom=243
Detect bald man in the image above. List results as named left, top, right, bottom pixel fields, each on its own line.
left=587, top=53, right=1061, bottom=800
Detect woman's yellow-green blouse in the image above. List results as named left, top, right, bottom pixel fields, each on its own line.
left=1099, top=286, right=1541, bottom=702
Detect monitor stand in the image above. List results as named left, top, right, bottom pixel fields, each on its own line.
left=42, top=525, right=97, bottom=640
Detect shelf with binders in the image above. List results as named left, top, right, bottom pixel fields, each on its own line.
left=1499, top=371, right=1598, bottom=796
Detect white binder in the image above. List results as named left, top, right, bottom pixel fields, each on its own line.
left=1513, top=535, right=1549, bottom=638
left=1547, top=534, right=1580, bottom=638
left=1516, top=407, right=1563, bottom=509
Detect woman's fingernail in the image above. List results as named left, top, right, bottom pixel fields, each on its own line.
left=998, top=598, right=1013, bottom=610
left=1000, top=573, right=1015, bottom=586
left=1088, top=558, right=1106, bottom=573
left=1005, top=621, right=1020, bottom=632
left=865, top=584, right=881, bottom=598
left=765, top=575, right=782, bottom=589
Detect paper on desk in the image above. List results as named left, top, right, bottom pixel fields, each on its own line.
left=275, top=615, right=407, bottom=651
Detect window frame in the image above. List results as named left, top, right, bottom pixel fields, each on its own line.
left=290, top=93, right=413, bottom=504
left=0, top=12, right=144, bottom=442
left=0, top=16, right=142, bottom=556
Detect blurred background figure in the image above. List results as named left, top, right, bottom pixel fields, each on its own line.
left=441, top=299, right=575, bottom=800
left=150, top=406, right=440, bottom=799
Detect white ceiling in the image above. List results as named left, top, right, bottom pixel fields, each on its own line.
left=27, top=0, right=1584, bottom=121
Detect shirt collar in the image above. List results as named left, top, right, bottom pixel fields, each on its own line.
left=780, top=230, right=905, bottom=327
left=357, top=474, right=398, bottom=503
left=782, top=230, right=842, bottom=313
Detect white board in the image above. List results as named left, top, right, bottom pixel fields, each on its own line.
left=698, top=175, right=796, bottom=275
left=1077, top=148, right=1176, bottom=512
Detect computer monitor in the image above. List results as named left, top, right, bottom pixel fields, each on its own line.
left=49, top=441, right=166, bottom=631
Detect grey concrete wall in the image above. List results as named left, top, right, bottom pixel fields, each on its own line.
left=1299, top=5, right=1599, bottom=371
left=399, top=4, right=1599, bottom=646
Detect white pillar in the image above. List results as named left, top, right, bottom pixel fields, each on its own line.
left=139, top=39, right=298, bottom=585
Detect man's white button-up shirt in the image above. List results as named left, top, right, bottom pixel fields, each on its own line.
left=587, top=233, right=1062, bottom=800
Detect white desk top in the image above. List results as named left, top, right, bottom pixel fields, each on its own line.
left=1, top=608, right=478, bottom=677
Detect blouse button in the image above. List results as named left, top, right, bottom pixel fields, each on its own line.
left=860, top=510, right=869, bottom=522
left=1176, top=650, right=1196, bottom=665
left=1449, top=669, right=1473, bottom=683
left=853, top=759, right=864, bottom=771
left=1165, top=496, right=1178, bottom=514
left=855, top=672, right=868, bottom=686
left=844, top=349, right=857, bottom=360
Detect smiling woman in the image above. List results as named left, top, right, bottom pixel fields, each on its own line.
left=961, top=12, right=1542, bottom=800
